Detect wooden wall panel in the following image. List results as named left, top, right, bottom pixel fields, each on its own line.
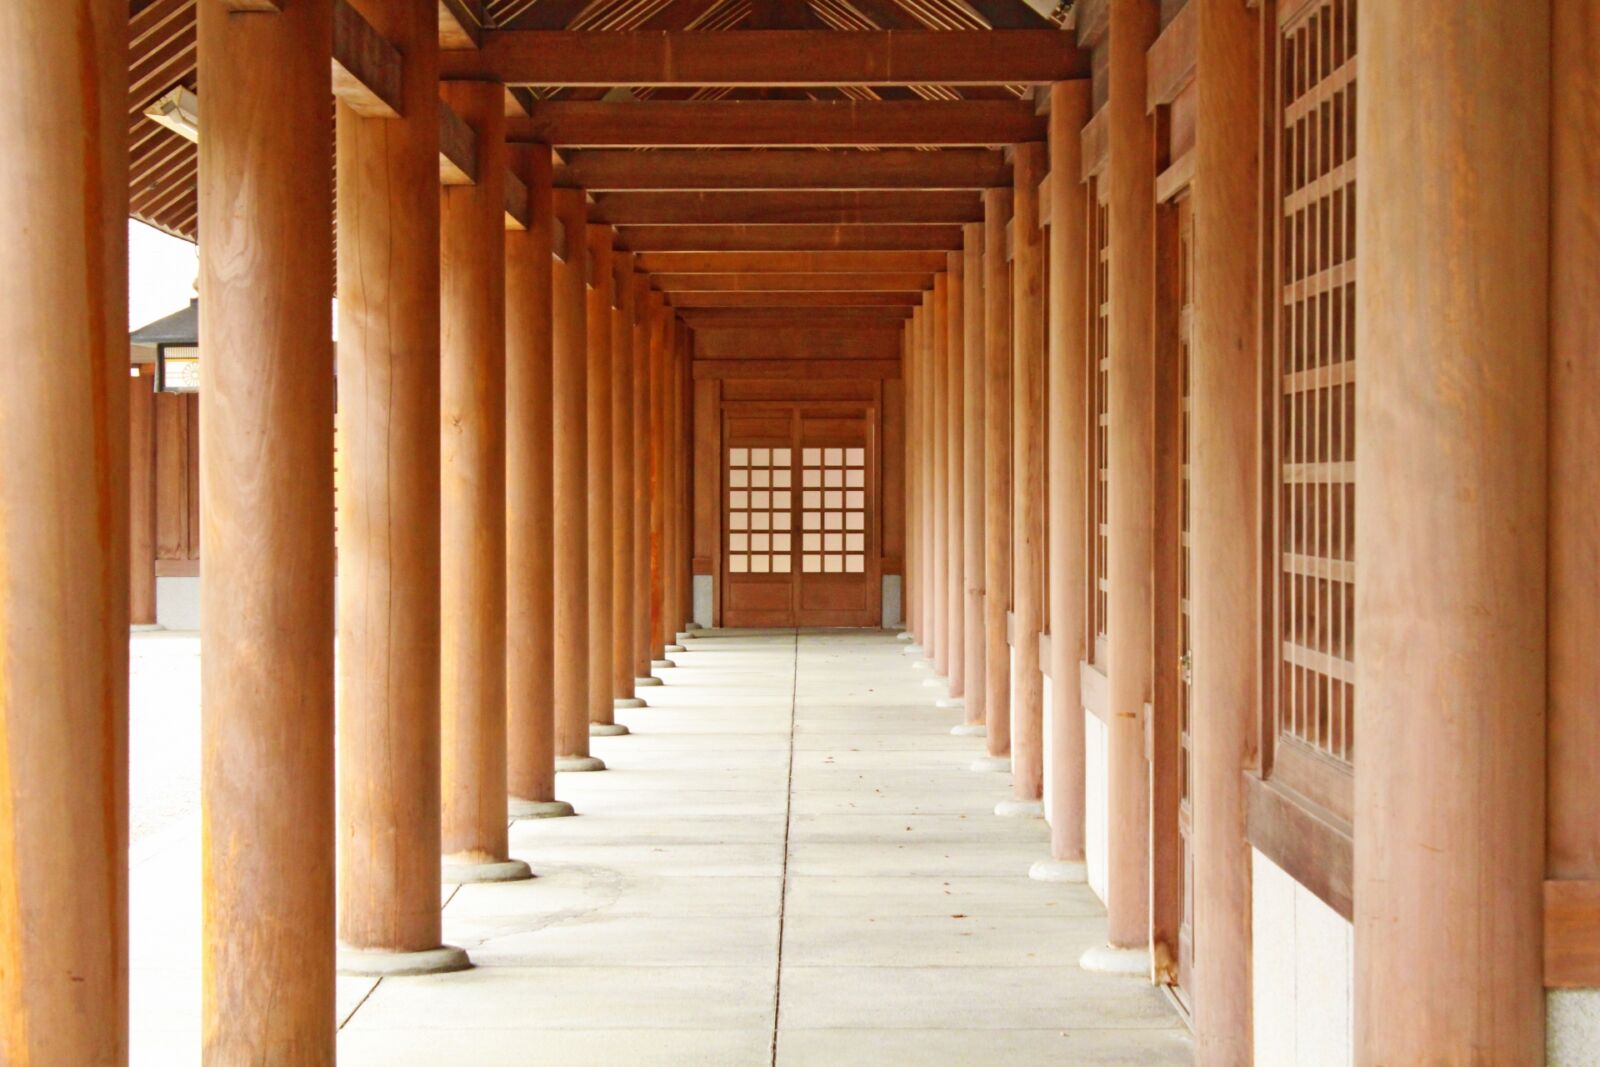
left=693, top=327, right=901, bottom=361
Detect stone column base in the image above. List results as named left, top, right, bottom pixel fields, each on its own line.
left=557, top=755, right=606, bottom=772
left=591, top=722, right=629, bottom=736
left=950, top=722, right=986, bottom=737
left=1079, top=944, right=1152, bottom=977
left=994, top=798, right=1044, bottom=818
left=1029, top=859, right=1087, bottom=883
left=936, top=697, right=966, bottom=709
left=441, top=857, right=533, bottom=885
left=650, top=659, right=675, bottom=670
left=635, top=676, right=664, bottom=687
left=337, top=943, right=472, bottom=977
left=614, top=697, right=646, bottom=709
left=663, top=644, right=687, bottom=653
left=970, top=755, right=1011, bottom=773
left=509, top=798, right=575, bottom=819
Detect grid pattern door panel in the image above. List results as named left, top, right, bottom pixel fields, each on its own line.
left=1086, top=179, right=1112, bottom=664
left=795, top=414, right=879, bottom=626
left=721, top=412, right=798, bottom=627
left=1272, top=0, right=1357, bottom=816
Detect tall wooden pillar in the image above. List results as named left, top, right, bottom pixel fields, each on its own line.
left=199, top=0, right=338, bottom=1052
left=0, top=1, right=127, bottom=1058
left=506, top=145, right=573, bottom=820
left=632, top=283, right=656, bottom=679
left=611, top=253, right=639, bottom=710
left=675, top=324, right=694, bottom=633
left=1549, top=0, right=1600, bottom=891
left=438, top=81, right=528, bottom=884
left=944, top=250, right=966, bottom=699
left=1037, top=81, right=1091, bottom=880
left=585, top=227, right=621, bottom=734
left=907, top=312, right=922, bottom=645
left=1094, top=0, right=1158, bottom=966
left=1005, top=142, right=1047, bottom=814
left=978, top=188, right=1014, bottom=769
left=1355, top=3, right=1549, bottom=1059
left=648, top=305, right=669, bottom=656
left=1188, top=0, right=1258, bottom=1052
left=336, top=0, right=470, bottom=971
left=130, top=368, right=157, bottom=625
left=959, top=222, right=988, bottom=732
left=552, top=190, right=600, bottom=769
left=931, top=276, right=951, bottom=675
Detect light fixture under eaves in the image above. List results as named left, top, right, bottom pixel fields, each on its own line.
left=145, top=86, right=200, bottom=144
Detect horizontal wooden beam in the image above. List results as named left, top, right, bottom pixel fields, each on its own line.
left=694, top=328, right=903, bottom=360
left=618, top=224, right=965, bottom=252
left=439, top=98, right=476, bottom=185
left=438, top=0, right=484, bottom=48
left=592, top=190, right=981, bottom=226
left=439, top=30, right=1085, bottom=86
left=678, top=306, right=914, bottom=325
left=560, top=149, right=1011, bottom=191
left=333, top=0, right=404, bottom=118
left=667, top=291, right=922, bottom=307
left=692, top=357, right=902, bottom=380
left=504, top=170, right=528, bottom=230
left=653, top=272, right=932, bottom=292
left=635, top=250, right=950, bottom=273
left=511, top=101, right=1048, bottom=147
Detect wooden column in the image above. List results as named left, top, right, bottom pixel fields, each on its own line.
left=198, top=0, right=338, bottom=1053
left=648, top=303, right=668, bottom=655
left=586, top=226, right=621, bottom=733
left=0, top=1, right=127, bottom=1057
left=632, top=283, right=656, bottom=678
left=960, top=222, right=988, bottom=732
left=931, top=274, right=951, bottom=675
left=611, top=253, right=639, bottom=709
left=676, top=324, right=694, bottom=632
left=1093, top=0, right=1159, bottom=964
left=336, top=0, right=470, bottom=970
left=552, top=189, right=599, bottom=769
left=438, top=80, right=528, bottom=884
left=1006, top=142, right=1047, bottom=811
left=904, top=311, right=920, bottom=644
left=1549, top=0, right=1600, bottom=891
left=130, top=369, right=157, bottom=625
left=922, top=291, right=939, bottom=657
left=1355, top=3, right=1549, bottom=1059
left=1188, top=0, right=1258, bottom=1053
left=506, top=145, right=574, bottom=819
left=1038, top=82, right=1091, bottom=878
left=979, top=188, right=1014, bottom=767
left=944, top=249, right=965, bottom=699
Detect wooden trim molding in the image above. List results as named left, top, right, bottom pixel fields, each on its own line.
left=1038, top=631, right=1051, bottom=679
left=1081, top=660, right=1108, bottom=723
left=1245, top=772, right=1354, bottom=921
left=1545, top=880, right=1600, bottom=988
left=1081, top=104, right=1110, bottom=182
left=155, top=559, right=200, bottom=578
left=1155, top=149, right=1194, bottom=205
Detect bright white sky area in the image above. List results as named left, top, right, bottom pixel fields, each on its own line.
left=128, top=219, right=199, bottom=331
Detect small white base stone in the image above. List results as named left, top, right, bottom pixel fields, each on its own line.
left=901, top=644, right=925, bottom=655
left=337, top=943, right=472, bottom=977
left=664, top=644, right=687, bottom=653
left=614, top=697, right=647, bottom=709
left=441, top=857, right=533, bottom=885
left=509, top=798, right=575, bottom=819
left=950, top=723, right=986, bottom=737
left=921, top=677, right=946, bottom=688
left=912, top=659, right=930, bottom=670
left=1079, top=944, right=1152, bottom=978
left=1029, top=859, right=1088, bottom=883
left=994, top=798, right=1045, bottom=819
left=935, top=697, right=966, bottom=709
left=651, top=659, right=675, bottom=669
left=970, top=755, right=1012, bottom=773
left=635, top=676, right=664, bottom=687
left=590, top=722, right=629, bottom=736
left=557, top=755, right=606, bottom=772
left=895, top=631, right=913, bottom=641
left=685, top=622, right=703, bottom=631
left=130, top=623, right=163, bottom=633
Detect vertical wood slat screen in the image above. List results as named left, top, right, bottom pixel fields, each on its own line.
left=1274, top=0, right=1358, bottom=769
left=1176, top=193, right=1195, bottom=987
left=1086, top=179, right=1112, bottom=659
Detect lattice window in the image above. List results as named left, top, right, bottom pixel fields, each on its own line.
left=1273, top=0, right=1357, bottom=772
left=726, top=446, right=793, bottom=575
left=1086, top=180, right=1112, bottom=655
left=1176, top=193, right=1196, bottom=986
left=800, top=447, right=867, bottom=574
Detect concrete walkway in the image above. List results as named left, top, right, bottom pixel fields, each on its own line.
left=130, top=628, right=1191, bottom=1064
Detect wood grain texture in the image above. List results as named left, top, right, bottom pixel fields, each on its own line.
left=961, top=222, right=987, bottom=726
left=612, top=254, right=637, bottom=700
left=565, top=149, right=1011, bottom=192
left=1545, top=881, right=1600, bottom=988
left=129, top=371, right=156, bottom=624
left=981, top=188, right=1013, bottom=757
left=551, top=188, right=592, bottom=758
left=587, top=225, right=617, bottom=725
left=595, top=190, right=983, bottom=226
left=619, top=225, right=964, bottom=252
left=944, top=249, right=966, bottom=698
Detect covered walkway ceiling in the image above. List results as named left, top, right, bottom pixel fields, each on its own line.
left=127, top=0, right=1082, bottom=323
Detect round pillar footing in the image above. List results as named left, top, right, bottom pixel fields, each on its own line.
left=130, top=623, right=163, bottom=633
left=664, top=644, right=687, bottom=653
left=921, top=677, right=946, bottom=688
left=950, top=723, right=986, bottom=737
left=685, top=622, right=702, bottom=631
left=936, top=697, right=966, bottom=710
left=557, top=755, right=607, bottom=772
left=912, top=659, right=930, bottom=670
left=901, top=644, right=925, bottom=655
left=994, top=798, right=1044, bottom=819
left=970, top=755, right=1012, bottom=773
left=614, top=697, right=647, bottom=709
left=895, top=630, right=913, bottom=641
left=651, top=659, right=675, bottom=669
left=1079, top=944, right=1152, bottom=978
left=1029, top=859, right=1087, bottom=884
left=441, top=858, right=533, bottom=885
left=590, top=722, right=629, bottom=736
left=510, top=798, right=575, bottom=820
left=337, top=943, right=472, bottom=977
left=635, top=676, right=664, bottom=687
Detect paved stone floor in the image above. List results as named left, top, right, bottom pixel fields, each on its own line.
left=129, top=627, right=1191, bottom=1065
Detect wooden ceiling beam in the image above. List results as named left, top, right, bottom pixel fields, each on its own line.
left=439, top=29, right=1085, bottom=85
left=512, top=100, right=1047, bottom=146
left=667, top=290, right=922, bottom=307
left=617, top=223, right=965, bottom=251
left=438, top=98, right=478, bottom=184
left=563, top=148, right=1010, bottom=190
left=332, top=1, right=404, bottom=118
left=439, top=0, right=485, bottom=48
left=678, top=306, right=915, bottom=325
left=591, top=189, right=981, bottom=225
left=634, top=250, right=950, bottom=272
left=652, top=272, right=933, bottom=291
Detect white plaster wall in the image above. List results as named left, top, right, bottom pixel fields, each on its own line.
left=1041, top=675, right=1054, bottom=827
left=1549, top=990, right=1600, bottom=1066
left=1251, top=847, right=1354, bottom=1067
left=692, top=575, right=713, bottom=629
left=1084, top=709, right=1109, bottom=904
left=156, top=576, right=200, bottom=632
left=880, top=575, right=902, bottom=628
